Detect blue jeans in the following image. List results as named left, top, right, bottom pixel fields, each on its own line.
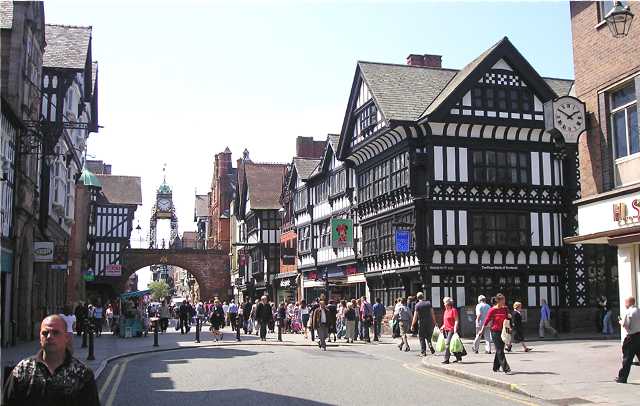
left=603, top=311, right=613, bottom=335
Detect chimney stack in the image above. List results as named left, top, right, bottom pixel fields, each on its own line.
left=406, top=54, right=442, bottom=68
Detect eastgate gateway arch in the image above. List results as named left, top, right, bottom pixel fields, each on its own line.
left=120, top=248, right=231, bottom=300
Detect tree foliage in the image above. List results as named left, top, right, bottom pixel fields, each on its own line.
left=148, top=280, right=170, bottom=301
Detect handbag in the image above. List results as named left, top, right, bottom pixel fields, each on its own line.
left=392, top=319, right=400, bottom=338
left=501, top=319, right=512, bottom=346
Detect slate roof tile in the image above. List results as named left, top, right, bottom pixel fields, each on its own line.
left=44, top=24, right=91, bottom=69
left=96, top=175, right=142, bottom=206
left=0, top=1, right=13, bottom=29
left=359, top=37, right=573, bottom=123
left=245, top=163, right=287, bottom=210
left=293, top=157, right=320, bottom=181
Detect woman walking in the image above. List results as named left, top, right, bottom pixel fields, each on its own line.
left=440, top=297, right=462, bottom=364
left=509, top=302, right=531, bottom=352
left=483, top=293, right=511, bottom=373
left=345, top=302, right=357, bottom=343
left=394, top=297, right=411, bottom=352
left=300, top=300, right=310, bottom=338
left=209, top=300, right=225, bottom=341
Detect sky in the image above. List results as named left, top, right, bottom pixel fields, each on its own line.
left=43, top=0, right=575, bottom=288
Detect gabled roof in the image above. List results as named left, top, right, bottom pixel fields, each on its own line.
left=0, top=1, right=13, bottom=29
left=43, top=24, right=91, bottom=70
left=293, top=157, right=320, bottom=181
left=420, top=37, right=569, bottom=119
left=244, top=163, right=287, bottom=210
left=358, top=62, right=457, bottom=122
left=327, top=134, right=340, bottom=152
left=96, top=175, right=142, bottom=206
left=339, top=37, right=574, bottom=159
left=194, top=194, right=209, bottom=218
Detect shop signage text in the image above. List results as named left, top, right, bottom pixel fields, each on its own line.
left=33, top=242, right=54, bottom=262
left=613, top=199, right=640, bottom=225
left=105, top=263, right=122, bottom=277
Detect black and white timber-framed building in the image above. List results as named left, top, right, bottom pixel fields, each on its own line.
left=287, top=136, right=366, bottom=301
left=336, top=37, right=594, bottom=325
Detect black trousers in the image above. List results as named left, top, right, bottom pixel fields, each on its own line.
left=618, top=332, right=640, bottom=382
left=160, top=318, right=169, bottom=332
left=418, top=327, right=435, bottom=354
left=235, top=315, right=242, bottom=341
left=260, top=320, right=268, bottom=339
left=277, top=320, right=284, bottom=341
left=180, top=317, right=190, bottom=334
left=491, top=331, right=510, bottom=372
left=229, top=314, right=237, bottom=331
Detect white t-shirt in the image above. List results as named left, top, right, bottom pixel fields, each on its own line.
left=60, top=314, right=76, bottom=333
left=300, top=307, right=309, bottom=316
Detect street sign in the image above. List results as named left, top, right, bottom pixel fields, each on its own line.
left=395, top=229, right=411, bottom=253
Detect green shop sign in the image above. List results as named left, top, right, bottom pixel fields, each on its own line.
left=331, top=218, right=353, bottom=249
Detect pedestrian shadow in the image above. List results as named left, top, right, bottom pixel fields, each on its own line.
left=508, top=371, right=558, bottom=375
left=456, top=361, right=492, bottom=365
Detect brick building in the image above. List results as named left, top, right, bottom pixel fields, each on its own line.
left=565, top=1, right=639, bottom=332
left=207, top=147, right=237, bottom=252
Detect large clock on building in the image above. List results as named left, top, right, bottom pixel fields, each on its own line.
left=157, top=198, right=171, bottom=211
left=544, top=96, right=586, bottom=144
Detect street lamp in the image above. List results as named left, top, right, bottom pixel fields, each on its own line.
left=605, top=1, right=634, bottom=38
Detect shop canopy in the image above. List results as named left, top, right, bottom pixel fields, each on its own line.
left=120, top=289, right=151, bottom=300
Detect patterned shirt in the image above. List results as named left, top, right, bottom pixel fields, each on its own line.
left=2, top=350, right=100, bottom=406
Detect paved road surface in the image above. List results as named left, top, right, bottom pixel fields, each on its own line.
left=97, top=339, right=543, bottom=406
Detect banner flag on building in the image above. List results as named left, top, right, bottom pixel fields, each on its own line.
left=331, top=218, right=353, bottom=249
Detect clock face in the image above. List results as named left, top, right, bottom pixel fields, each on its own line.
left=554, top=99, right=585, bottom=135
left=157, top=198, right=171, bottom=211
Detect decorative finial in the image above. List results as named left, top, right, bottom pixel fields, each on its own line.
left=162, top=163, right=167, bottom=183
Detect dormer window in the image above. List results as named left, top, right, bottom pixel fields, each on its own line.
left=358, top=102, right=378, bottom=135
left=352, top=101, right=381, bottom=147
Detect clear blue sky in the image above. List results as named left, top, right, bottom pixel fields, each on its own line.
left=44, top=0, right=574, bottom=285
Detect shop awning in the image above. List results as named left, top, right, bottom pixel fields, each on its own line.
left=564, top=225, right=640, bottom=245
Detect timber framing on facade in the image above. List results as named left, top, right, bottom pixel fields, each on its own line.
left=333, top=36, right=603, bottom=313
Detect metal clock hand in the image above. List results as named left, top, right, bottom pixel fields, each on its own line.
left=558, top=109, right=570, bottom=118
left=567, top=111, right=580, bottom=119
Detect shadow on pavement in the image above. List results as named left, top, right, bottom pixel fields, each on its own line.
left=152, top=389, right=335, bottom=405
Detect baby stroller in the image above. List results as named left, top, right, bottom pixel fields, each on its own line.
left=291, top=319, right=303, bottom=334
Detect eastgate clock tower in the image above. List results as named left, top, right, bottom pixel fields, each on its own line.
left=149, top=167, right=178, bottom=249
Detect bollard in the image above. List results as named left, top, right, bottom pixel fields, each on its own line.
left=81, top=323, right=88, bottom=348
left=153, top=321, right=159, bottom=347
left=87, top=325, right=95, bottom=361
left=195, top=317, right=200, bottom=343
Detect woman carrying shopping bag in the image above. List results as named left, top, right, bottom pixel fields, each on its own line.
left=440, top=297, right=463, bottom=364
left=483, top=293, right=512, bottom=373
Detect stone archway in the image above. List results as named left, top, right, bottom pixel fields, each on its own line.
left=120, top=249, right=230, bottom=300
